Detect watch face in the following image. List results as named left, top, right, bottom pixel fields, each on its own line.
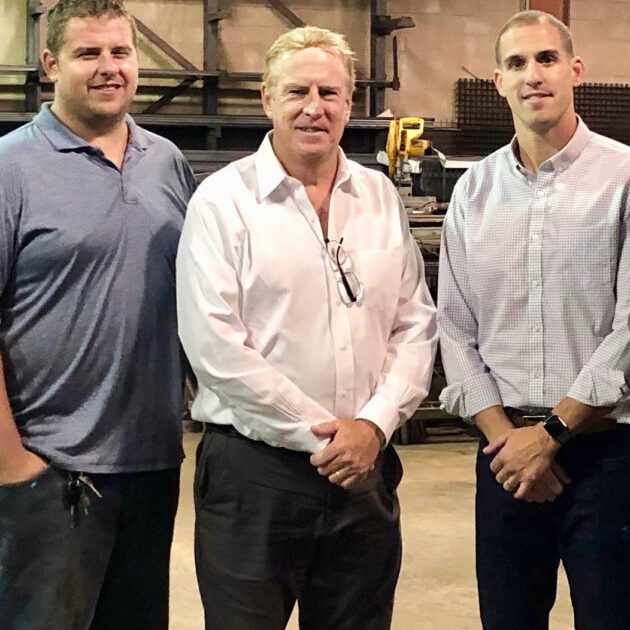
left=544, top=415, right=571, bottom=445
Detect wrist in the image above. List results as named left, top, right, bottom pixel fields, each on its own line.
left=355, top=418, right=386, bottom=450
left=542, top=413, right=572, bottom=447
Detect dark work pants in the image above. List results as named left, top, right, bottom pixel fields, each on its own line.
left=476, top=426, right=630, bottom=630
left=0, top=466, right=180, bottom=630
left=194, top=426, right=403, bottom=630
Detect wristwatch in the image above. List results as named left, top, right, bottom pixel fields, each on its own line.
left=543, top=414, right=572, bottom=446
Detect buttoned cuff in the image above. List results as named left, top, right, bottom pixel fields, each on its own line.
left=568, top=367, right=629, bottom=408
left=439, top=373, right=503, bottom=421
left=356, top=394, right=400, bottom=445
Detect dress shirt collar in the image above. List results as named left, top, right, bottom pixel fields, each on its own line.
left=254, top=131, right=357, bottom=200
left=508, top=115, right=591, bottom=176
left=34, top=102, right=150, bottom=154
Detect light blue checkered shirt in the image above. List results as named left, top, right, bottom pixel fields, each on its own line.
left=438, top=118, right=630, bottom=422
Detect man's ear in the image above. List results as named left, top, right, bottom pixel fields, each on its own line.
left=261, top=84, right=273, bottom=119
left=493, top=68, right=505, bottom=98
left=41, top=49, right=59, bottom=82
left=571, top=55, right=585, bottom=88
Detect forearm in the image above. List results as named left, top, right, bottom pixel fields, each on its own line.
left=552, top=396, right=614, bottom=435
left=0, top=353, right=23, bottom=464
left=474, top=405, right=514, bottom=442
left=0, top=353, right=46, bottom=482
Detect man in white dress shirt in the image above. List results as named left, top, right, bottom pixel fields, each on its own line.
left=176, top=25, right=437, bottom=630
left=438, top=10, right=630, bottom=629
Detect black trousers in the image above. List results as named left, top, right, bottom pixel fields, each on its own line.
left=0, top=466, right=180, bottom=630
left=476, top=426, right=630, bottom=630
left=194, top=426, right=403, bottom=630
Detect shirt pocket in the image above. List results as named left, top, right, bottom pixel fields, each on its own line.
left=353, top=248, right=403, bottom=312
left=557, top=226, right=614, bottom=288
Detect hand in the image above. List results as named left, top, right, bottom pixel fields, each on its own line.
left=516, top=461, right=572, bottom=502
left=310, top=418, right=382, bottom=488
left=484, top=424, right=569, bottom=501
left=0, top=447, right=48, bottom=485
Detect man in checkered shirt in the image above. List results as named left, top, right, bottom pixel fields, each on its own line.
left=438, top=10, right=630, bottom=630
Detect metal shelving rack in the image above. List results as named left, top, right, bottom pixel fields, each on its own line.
left=1, top=1, right=415, bottom=150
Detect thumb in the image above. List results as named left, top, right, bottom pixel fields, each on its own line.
left=482, top=434, right=509, bottom=456
left=311, top=421, right=340, bottom=437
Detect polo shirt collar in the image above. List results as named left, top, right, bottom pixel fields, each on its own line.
left=34, top=102, right=149, bottom=153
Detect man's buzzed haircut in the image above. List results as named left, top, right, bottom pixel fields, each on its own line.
left=46, top=0, right=137, bottom=55
left=494, top=10, right=573, bottom=66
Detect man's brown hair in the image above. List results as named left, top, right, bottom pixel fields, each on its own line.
left=46, top=0, right=137, bottom=54
left=494, top=10, right=573, bottom=66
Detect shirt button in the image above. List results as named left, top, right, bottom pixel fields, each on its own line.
left=531, top=234, right=539, bottom=242
left=531, top=280, right=539, bottom=287
left=340, top=344, right=348, bottom=351
left=534, top=373, right=541, bottom=379
left=533, top=326, right=541, bottom=333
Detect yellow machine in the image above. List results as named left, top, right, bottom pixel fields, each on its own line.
left=385, top=117, right=430, bottom=192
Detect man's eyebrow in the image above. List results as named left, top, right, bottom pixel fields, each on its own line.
left=536, top=48, right=560, bottom=58
left=72, top=45, right=133, bottom=55
left=72, top=46, right=102, bottom=55
left=503, top=53, right=525, bottom=66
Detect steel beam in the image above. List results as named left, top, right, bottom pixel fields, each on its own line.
left=134, top=17, right=200, bottom=72
left=370, top=0, right=387, bottom=116
left=265, top=0, right=305, bottom=27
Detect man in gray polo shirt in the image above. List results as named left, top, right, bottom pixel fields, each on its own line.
left=0, top=2, right=195, bottom=629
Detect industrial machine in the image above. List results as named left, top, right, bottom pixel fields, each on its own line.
left=385, top=116, right=430, bottom=195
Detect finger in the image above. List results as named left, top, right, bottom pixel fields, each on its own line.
left=310, top=447, right=340, bottom=468
left=329, top=468, right=353, bottom=486
left=495, top=468, right=512, bottom=484
left=311, top=421, right=340, bottom=438
left=545, top=472, right=564, bottom=497
left=317, top=459, right=345, bottom=477
left=483, top=434, right=509, bottom=456
left=551, top=461, right=572, bottom=485
left=513, top=480, right=533, bottom=501
left=502, top=477, right=518, bottom=493
left=489, top=458, right=505, bottom=475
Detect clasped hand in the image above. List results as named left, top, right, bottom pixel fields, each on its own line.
left=309, top=418, right=381, bottom=489
left=484, top=424, right=570, bottom=503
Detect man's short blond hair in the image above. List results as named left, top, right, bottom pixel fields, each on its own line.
left=495, top=10, right=573, bottom=66
left=263, top=26, right=356, bottom=93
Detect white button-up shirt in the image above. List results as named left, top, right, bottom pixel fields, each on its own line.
left=438, top=119, right=630, bottom=422
left=176, top=134, right=437, bottom=452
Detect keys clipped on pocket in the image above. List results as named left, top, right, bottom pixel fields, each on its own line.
left=62, top=472, right=102, bottom=528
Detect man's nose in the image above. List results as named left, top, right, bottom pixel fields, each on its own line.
left=302, top=86, right=323, bottom=117
left=525, top=60, right=543, bottom=85
left=97, top=54, right=118, bottom=75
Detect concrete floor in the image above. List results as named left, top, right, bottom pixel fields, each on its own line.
left=170, top=433, right=574, bottom=629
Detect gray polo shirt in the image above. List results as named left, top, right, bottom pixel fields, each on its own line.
left=0, top=104, right=196, bottom=473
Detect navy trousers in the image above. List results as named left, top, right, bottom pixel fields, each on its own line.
left=476, top=426, right=630, bottom=630
left=0, top=466, right=180, bottom=630
left=195, top=425, right=403, bottom=630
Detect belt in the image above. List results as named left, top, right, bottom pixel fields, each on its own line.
left=205, top=423, right=243, bottom=439
left=504, top=407, right=618, bottom=434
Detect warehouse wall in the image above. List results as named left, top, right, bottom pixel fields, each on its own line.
left=1, top=0, right=630, bottom=121
left=571, top=0, right=630, bottom=83
left=385, top=0, right=517, bottom=119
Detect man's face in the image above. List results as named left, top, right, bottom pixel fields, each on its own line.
left=261, top=47, right=352, bottom=169
left=42, top=14, right=138, bottom=128
left=493, top=20, right=584, bottom=135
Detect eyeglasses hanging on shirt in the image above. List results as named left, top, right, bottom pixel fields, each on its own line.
left=325, top=237, right=364, bottom=306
